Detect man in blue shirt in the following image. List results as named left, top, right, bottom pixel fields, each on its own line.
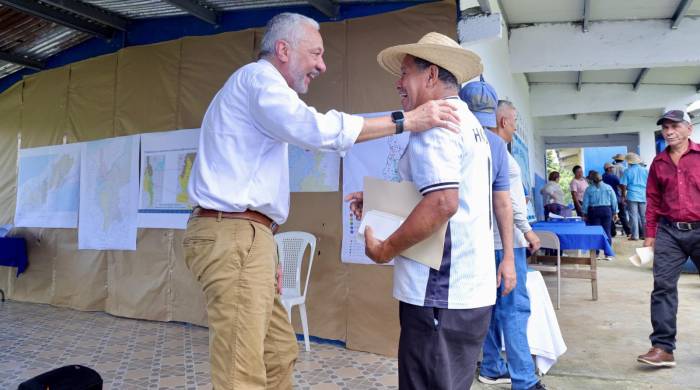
left=603, top=163, right=630, bottom=237
left=620, top=153, right=648, bottom=240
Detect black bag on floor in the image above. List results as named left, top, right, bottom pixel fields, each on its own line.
left=18, top=365, right=102, bottom=390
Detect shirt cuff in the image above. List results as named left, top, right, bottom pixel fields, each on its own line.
left=419, top=182, right=460, bottom=195
left=337, top=113, right=364, bottom=157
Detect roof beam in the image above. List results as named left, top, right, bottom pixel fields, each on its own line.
left=582, top=0, right=590, bottom=32
left=633, top=68, right=650, bottom=91
left=308, top=0, right=339, bottom=18
left=671, top=0, right=693, bottom=29
left=40, top=0, right=128, bottom=31
left=0, top=50, right=44, bottom=70
left=530, top=83, right=699, bottom=117
left=477, top=0, right=492, bottom=14
left=537, top=114, right=658, bottom=135
left=496, top=0, right=509, bottom=26
left=0, top=0, right=114, bottom=39
left=615, top=110, right=623, bottom=121
left=510, top=19, right=700, bottom=72
left=162, top=0, right=219, bottom=25
left=576, top=71, right=583, bottom=91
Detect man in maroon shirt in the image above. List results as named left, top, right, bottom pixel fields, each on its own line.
left=637, top=109, right=700, bottom=368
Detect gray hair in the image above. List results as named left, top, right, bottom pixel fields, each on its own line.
left=497, top=99, right=515, bottom=112
left=260, top=13, right=320, bottom=58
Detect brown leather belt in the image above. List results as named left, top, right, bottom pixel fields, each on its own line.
left=192, top=207, right=278, bottom=233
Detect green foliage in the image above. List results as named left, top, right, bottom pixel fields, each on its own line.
left=545, top=149, right=573, bottom=206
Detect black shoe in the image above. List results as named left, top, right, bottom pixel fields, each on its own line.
left=477, top=372, right=511, bottom=385
left=527, top=381, right=547, bottom=390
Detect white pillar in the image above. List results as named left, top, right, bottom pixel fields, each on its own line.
left=639, top=128, right=656, bottom=165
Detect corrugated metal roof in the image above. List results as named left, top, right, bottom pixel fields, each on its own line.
left=0, top=5, right=90, bottom=80
left=84, top=0, right=193, bottom=19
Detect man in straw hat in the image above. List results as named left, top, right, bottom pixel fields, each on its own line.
left=185, top=13, right=463, bottom=389
left=637, top=109, right=700, bottom=367
left=603, top=162, right=631, bottom=237
left=611, top=153, right=626, bottom=179
left=347, top=32, right=497, bottom=389
left=620, top=152, right=648, bottom=241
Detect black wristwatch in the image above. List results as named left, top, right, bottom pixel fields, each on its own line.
left=391, top=110, right=405, bottom=134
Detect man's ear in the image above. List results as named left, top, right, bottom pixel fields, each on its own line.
left=426, top=64, right=439, bottom=87
left=275, top=40, right=290, bottom=63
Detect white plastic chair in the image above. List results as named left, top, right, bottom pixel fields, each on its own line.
left=275, top=231, right=316, bottom=352
left=530, top=230, right=562, bottom=309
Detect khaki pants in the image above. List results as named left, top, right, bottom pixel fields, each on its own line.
left=183, top=216, right=298, bottom=389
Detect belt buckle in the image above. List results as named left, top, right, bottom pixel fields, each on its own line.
left=675, top=222, right=692, bottom=231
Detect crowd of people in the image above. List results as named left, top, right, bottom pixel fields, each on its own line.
left=180, top=11, right=698, bottom=390
left=541, top=150, right=650, bottom=257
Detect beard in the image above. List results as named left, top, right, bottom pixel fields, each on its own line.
left=288, top=58, right=319, bottom=94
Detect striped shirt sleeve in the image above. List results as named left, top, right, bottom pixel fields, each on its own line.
left=407, top=128, right=462, bottom=196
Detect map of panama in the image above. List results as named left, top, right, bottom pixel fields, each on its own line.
left=15, top=143, right=81, bottom=228
left=289, top=145, right=339, bottom=192
left=138, top=129, right=199, bottom=229
left=79, top=135, right=140, bottom=250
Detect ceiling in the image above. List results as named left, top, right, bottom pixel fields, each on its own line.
left=495, top=0, right=700, bottom=123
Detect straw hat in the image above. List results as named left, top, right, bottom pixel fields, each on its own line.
left=626, top=152, right=642, bottom=164
left=612, top=153, right=625, bottom=161
left=376, top=32, right=483, bottom=84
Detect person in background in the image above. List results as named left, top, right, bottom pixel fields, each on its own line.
left=540, top=172, right=569, bottom=220
left=603, top=162, right=631, bottom=237
left=637, top=109, right=700, bottom=368
left=476, top=99, right=545, bottom=390
left=611, top=153, right=626, bottom=179
left=570, top=165, right=588, bottom=217
left=582, top=170, right=619, bottom=259
left=620, top=152, right=648, bottom=241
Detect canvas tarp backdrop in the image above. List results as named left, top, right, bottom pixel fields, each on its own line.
left=0, top=1, right=455, bottom=356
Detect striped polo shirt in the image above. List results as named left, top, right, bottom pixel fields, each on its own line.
left=393, top=97, right=496, bottom=310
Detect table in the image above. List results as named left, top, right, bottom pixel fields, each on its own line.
left=526, top=270, right=567, bottom=374
left=0, top=237, right=28, bottom=302
left=530, top=222, right=615, bottom=301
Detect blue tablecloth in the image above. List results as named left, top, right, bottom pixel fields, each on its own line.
left=0, top=237, right=28, bottom=276
left=531, top=222, right=614, bottom=257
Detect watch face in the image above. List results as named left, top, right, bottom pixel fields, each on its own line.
left=391, top=111, right=404, bottom=122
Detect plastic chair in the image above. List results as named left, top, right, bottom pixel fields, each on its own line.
left=530, top=230, right=562, bottom=309
left=275, top=231, right=316, bottom=352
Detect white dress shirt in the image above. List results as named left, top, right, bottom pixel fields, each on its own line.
left=188, top=59, right=364, bottom=224
left=493, top=154, right=532, bottom=250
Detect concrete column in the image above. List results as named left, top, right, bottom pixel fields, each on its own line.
left=639, top=128, right=656, bottom=165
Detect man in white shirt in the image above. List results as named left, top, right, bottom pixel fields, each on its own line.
left=183, top=13, right=462, bottom=390
left=348, top=32, right=496, bottom=389
left=477, top=100, right=545, bottom=390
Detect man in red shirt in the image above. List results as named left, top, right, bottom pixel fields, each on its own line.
left=637, top=109, right=700, bottom=368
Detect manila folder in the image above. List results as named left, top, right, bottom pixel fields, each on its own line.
left=363, top=176, right=447, bottom=270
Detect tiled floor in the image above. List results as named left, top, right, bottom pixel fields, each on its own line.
left=0, top=301, right=398, bottom=389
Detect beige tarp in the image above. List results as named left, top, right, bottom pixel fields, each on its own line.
left=0, top=1, right=456, bottom=356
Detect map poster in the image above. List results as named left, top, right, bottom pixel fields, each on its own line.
left=289, top=145, right=340, bottom=192
left=78, top=135, right=140, bottom=250
left=138, top=129, right=199, bottom=229
left=15, top=143, right=81, bottom=228
left=512, top=133, right=537, bottom=222
left=341, top=112, right=408, bottom=265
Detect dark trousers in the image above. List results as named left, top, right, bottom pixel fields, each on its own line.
left=586, top=206, right=613, bottom=244
left=611, top=201, right=631, bottom=237
left=398, top=302, right=492, bottom=390
left=650, top=221, right=700, bottom=352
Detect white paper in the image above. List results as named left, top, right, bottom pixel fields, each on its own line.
left=341, top=111, right=409, bottom=265
left=15, top=143, right=81, bottom=228
left=357, top=210, right=404, bottom=241
left=137, top=129, right=199, bottom=229
left=79, top=135, right=140, bottom=250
